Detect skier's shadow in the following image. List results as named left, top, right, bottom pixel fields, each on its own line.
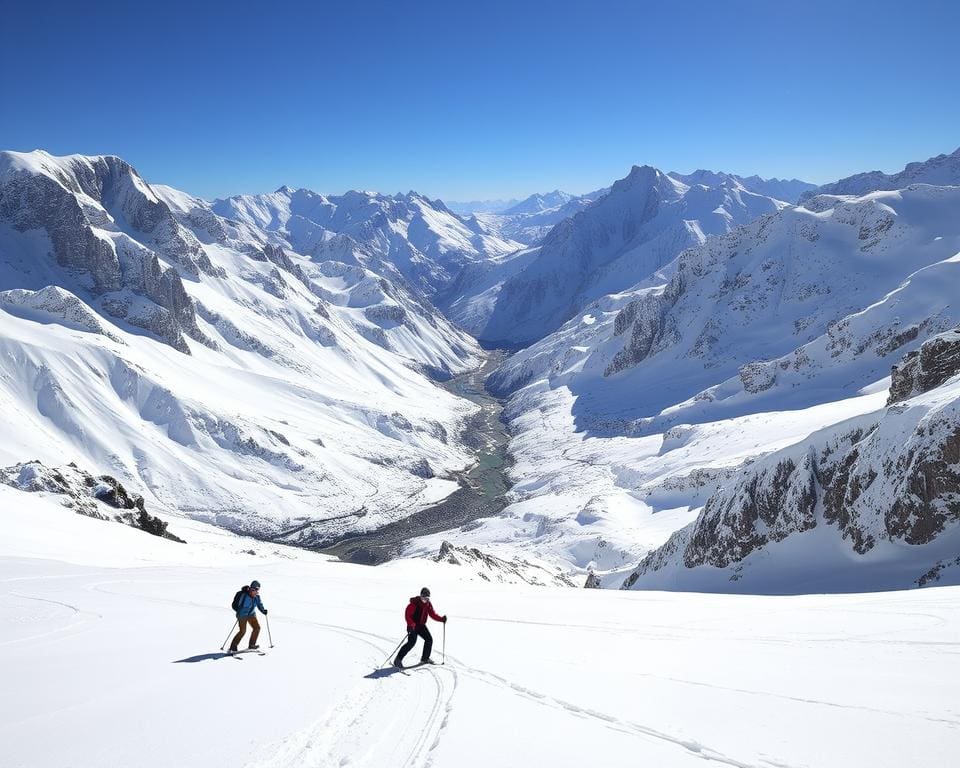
left=172, top=652, right=234, bottom=663
left=364, top=666, right=408, bottom=679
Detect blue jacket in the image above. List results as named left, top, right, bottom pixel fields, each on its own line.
left=236, top=592, right=267, bottom=618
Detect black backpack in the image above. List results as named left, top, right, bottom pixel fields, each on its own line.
left=231, top=586, right=249, bottom=612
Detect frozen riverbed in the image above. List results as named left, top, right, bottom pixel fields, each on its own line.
left=321, top=350, right=512, bottom=564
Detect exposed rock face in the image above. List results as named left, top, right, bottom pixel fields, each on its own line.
left=2, top=460, right=184, bottom=542
left=0, top=151, right=211, bottom=352
left=606, top=195, right=904, bottom=378
left=623, top=340, right=960, bottom=588
left=887, top=427, right=960, bottom=545
left=435, top=540, right=576, bottom=587
left=888, top=326, right=960, bottom=404
left=476, top=164, right=789, bottom=346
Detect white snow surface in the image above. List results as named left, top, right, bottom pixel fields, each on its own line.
left=0, top=150, right=485, bottom=539
left=452, top=165, right=791, bottom=345
left=2, top=489, right=958, bottom=768
left=802, top=146, right=960, bottom=200
left=425, top=183, right=960, bottom=583
left=210, top=186, right=521, bottom=298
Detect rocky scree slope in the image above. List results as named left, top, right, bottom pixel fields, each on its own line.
left=3, top=459, right=184, bottom=542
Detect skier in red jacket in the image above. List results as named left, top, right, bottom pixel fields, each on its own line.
left=394, top=587, right=447, bottom=667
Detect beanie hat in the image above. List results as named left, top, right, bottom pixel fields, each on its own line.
left=420, top=587, right=430, bottom=598
left=250, top=580, right=261, bottom=589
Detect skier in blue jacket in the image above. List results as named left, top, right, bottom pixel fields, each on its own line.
left=229, top=580, right=268, bottom=653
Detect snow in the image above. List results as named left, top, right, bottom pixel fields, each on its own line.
left=0, top=150, right=485, bottom=541
left=210, top=185, right=522, bottom=298
left=3, top=142, right=960, bottom=766
left=456, top=164, right=791, bottom=345
left=2, top=489, right=958, bottom=768
left=803, top=146, right=960, bottom=200
left=434, top=180, right=960, bottom=586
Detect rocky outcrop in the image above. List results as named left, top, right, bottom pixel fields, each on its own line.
left=0, top=152, right=213, bottom=352
left=2, top=460, right=184, bottom=542
left=888, top=326, right=960, bottom=404
left=435, top=540, right=576, bottom=587
left=623, top=340, right=960, bottom=588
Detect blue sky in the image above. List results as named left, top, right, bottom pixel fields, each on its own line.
left=2, top=0, right=958, bottom=200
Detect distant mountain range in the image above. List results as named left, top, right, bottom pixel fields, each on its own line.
left=800, top=146, right=960, bottom=200
left=0, top=150, right=485, bottom=543
left=5, top=142, right=959, bottom=593
left=451, top=145, right=960, bottom=592
left=445, top=166, right=795, bottom=346
left=443, top=198, right=520, bottom=215
left=210, top=186, right=520, bottom=298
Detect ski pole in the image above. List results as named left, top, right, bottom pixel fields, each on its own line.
left=266, top=614, right=274, bottom=648
left=220, top=619, right=238, bottom=651
left=380, top=633, right=408, bottom=668
left=442, top=622, right=446, bottom=665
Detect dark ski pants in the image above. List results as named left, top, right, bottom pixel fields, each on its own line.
left=396, top=625, right=433, bottom=664
left=230, top=615, right=260, bottom=651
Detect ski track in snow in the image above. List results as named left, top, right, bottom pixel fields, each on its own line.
left=12, top=572, right=772, bottom=768
left=7, top=568, right=954, bottom=767
left=54, top=576, right=456, bottom=768
left=444, top=658, right=775, bottom=768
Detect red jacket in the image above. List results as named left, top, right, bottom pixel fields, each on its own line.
left=405, top=597, right=442, bottom=629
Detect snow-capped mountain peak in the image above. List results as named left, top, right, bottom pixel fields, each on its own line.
left=801, top=146, right=960, bottom=201
left=0, top=149, right=487, bottom=545
left=451, top=161, right=790, bottom=345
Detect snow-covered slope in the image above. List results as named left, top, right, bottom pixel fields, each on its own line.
left=669, top=170, right=815, bottom=204
left=503, top=190, right=579, bottom=215
left=446, top=179, right=960, bottom=583
left=494, top=185, right=960, bottom=426
left=3, top=486, right=958, bottom=768
left=455, top=165, right=790, bottom=345
left=624, top=326, right=960, bottom=593
left=801, top=146, right=960, bottom=201
left=211, top=187, right=521, bottom=298
left=471, top=191, right=605, bottom=247
left=0, top=150, right=484, bottom=541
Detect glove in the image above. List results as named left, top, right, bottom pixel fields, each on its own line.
left=263, top=609, right=268, bottom=615
left=442, top=615, right=448, bottom=623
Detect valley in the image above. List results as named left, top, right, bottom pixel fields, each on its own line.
left=320, top=349, right=512, bottom=564
left=1, top=146, right=959, bottom=595
left=5, top=6, right=958, bottom=767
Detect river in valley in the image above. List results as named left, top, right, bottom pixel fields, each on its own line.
left=319, top=349, right=512, bottom=564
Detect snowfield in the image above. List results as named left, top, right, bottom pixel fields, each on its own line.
left=448, top=172, right=960, bottom=587
left=2, top=490, right=958, bottom=768
left=0, top=150, right=490, bottom=542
